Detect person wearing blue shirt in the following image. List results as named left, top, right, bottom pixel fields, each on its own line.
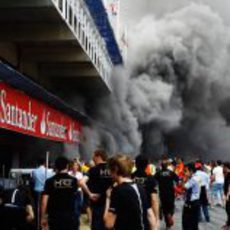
left=195, top=163, right=210, bottom=222
left=32, top=158, right=53, bottom=230
left=182, top=163, right=201, bottom=230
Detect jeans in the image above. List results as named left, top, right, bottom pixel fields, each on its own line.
left=199, top=204, right=210, bottom=222
left=212, top=183, right=224, bottom=205
left=199, top=186, right=209, bottom=222
left=74, top=191, right=83, bottom=230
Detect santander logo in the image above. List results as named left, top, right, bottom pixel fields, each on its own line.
left=0, top=89, right=38, bottom=132
left=0, top=83, right=81, bottom=143
left=68, top=123, right=81, bottom=142
left=40, top=110, right=67, bottom=140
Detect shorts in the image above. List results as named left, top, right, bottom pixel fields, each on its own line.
left=161, top=197, right=175, bottom=216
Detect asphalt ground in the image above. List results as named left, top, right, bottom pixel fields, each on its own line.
left=79, top=200, right=227, bottom=230
left=162, top=199, right=226, bottom=230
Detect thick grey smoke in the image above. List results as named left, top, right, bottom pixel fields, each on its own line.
left=120, top=0, right=230, bottom=27
left=80, top=3, right=230, bottom=160
left=83, top=68, right=141, bottom=157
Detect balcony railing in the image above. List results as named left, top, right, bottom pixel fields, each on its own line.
left=51, top=0, right=112, bottom=89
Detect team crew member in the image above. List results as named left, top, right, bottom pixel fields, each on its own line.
left=104, top=154, right=156, bottom=230
left=41, top=157, right=79, bottom=230
left=8, top=185, right=35, bottom=228
left=155, top=159, right=179, bottom=229
left=0, top=185, right=34, bottom=230
left=182, top=163, right=201, bottom=230
left=132, top=154, right=159, bottom=226
left=86, top=149, right=113, bottom=230
left=223, top=162, right=230, bottom=230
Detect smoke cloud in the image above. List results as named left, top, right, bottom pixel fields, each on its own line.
left=79, top=3, right=230, bottom=160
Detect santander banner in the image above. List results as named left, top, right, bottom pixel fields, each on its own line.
left=0, top=82, right=82, bottom=143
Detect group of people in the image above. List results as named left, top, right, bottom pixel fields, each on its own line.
left=0, top=150, right=230, bottom=230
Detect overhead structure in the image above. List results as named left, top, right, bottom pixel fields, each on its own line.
left=0, top=0, right=123, bottom=170
left=0, top=61, right=89, bottom=124
left=0, top=0, right=122, bottom=98
left=84, top=0, right=122, bottom=65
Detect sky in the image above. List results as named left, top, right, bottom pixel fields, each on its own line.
left=119, top=0, right=230, bottom=27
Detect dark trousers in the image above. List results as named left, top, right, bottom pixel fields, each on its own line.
left=49, top=213, right=77, bottom=230
left=91, top=205, right=105, bottom=230
left=33, top=191, right=42, bottom=230
left=74, top=191, right=83, bottom=230
left=160, top=197, right=175, bottom=228
left=199, top=186, right=209, bottom=222
left=182, top=200, right=200, bottom=230
left=226, top=200, right=230, bottom=226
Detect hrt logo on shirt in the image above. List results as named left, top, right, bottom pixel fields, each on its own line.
left=54, top=179, right=73, bottom=188
left=133, top=177, right=146, bottom=185
left=100, top=169, right=111, bottom=178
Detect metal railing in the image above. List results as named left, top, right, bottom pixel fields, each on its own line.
left=51, top=0, right=112, bottom=90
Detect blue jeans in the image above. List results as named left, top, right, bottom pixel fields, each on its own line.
left=200, top=204, right=210, bottom=222
left=213, top=183, right=224, bottom=205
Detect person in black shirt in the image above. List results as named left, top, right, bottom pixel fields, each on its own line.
left=85, top=149, right=113, bottom=230
left=104, top=154, right=156, bottom=230
left=132, top=155, right=159, bottom=226
left=155, top=159, right=179, bottom=229
left=8, top=185, right=35, bottom=229
left=223, top=162, right=230, bottom=230
left=41, top=157, right=78, bottom=230
left=0, top=185, right=32, bottom=230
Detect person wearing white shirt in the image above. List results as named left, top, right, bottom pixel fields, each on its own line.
left=212, top=160, right=224, bottom=207
left=182, top=163, right=201, bottom=230
left=196, top=163, right=210, bottom=222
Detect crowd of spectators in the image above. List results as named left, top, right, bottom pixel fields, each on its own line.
left=0, top=151, right=230, bottom=230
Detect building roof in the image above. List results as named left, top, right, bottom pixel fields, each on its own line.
left=85, top=0, right=123, bottom=65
